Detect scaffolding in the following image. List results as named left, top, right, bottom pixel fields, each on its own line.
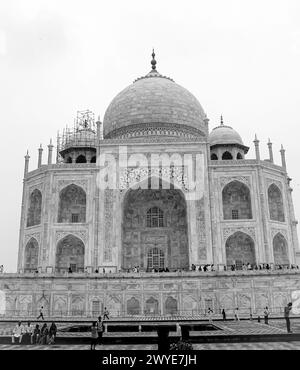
left=56, top=110, right=101, bottom=163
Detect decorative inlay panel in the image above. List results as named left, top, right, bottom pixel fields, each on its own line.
left=223, top=227, right=256, bottom=241
left=220, top=176, right=251, bottom=189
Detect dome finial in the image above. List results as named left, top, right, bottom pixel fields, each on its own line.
left=220, top=115, right=224, bottom=125
left=151, top=48, right=157, bottom=71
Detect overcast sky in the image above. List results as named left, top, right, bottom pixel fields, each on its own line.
left=0, top=0, right=300, bottom=272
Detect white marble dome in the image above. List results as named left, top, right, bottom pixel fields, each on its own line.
left=209, top=124, right=244, bottom=147
left=103, top=70, right=208, bottom=139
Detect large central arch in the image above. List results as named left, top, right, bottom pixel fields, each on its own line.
left=122, top=186, right=189, bottom=271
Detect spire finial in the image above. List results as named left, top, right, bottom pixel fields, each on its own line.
left=151, top=49, right=157, bottom=71
left=220, top=115, right=224, bottom=125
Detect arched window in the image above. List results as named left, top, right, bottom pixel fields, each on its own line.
left=90, top=156, right=96, bottom=163
left=147, top=248, right=165, bottom=270
left=27, top=189, right=42, bottom=227
left=236, top=152, right=243, bottom=160
left=127, top=297, right=140, bottom=315
left=66, top=157, right=72, bottom=163
left=222, top=181, right=252, bottom=220
left=211, top=153, right=218, bottom=160
left=225, top=232, right=255, bottom=267
left=58, top=184, right=86, bottom=223
left=76, top=155, right=87, bottom=163
left=56, top=234, right=85, bottom=272
left=222, top=151, right=233, bottom=160
left=146, top=207, right=164, bottom=227
left=268, top=184, right=285, bottom=222
left=165, top=296, right=178, bottom=315
left=24, top=238, right=39, bottom=272
left=273, top=233, right=289, bottom=265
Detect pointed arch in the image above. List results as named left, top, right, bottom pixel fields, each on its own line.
left=273, top=232, right=289, bottom=265
left=58, top=184, right=86, bottom=223
left=222, top=151, right=233, bottom=160
left=24, top=237, right=39, bottom=272
left=165, top=296, right=178, bottom=315
left=236, top=152, right=243, bottom=160
left=225, top=231, right=255, bottom=267
left=211, top=153, right=218, bottom=160
left=76, top=155, right=87, bottom=163
left=27, top=189, right=42, bottom=227
left=55, top=234, right=85, bottom=273
left=122, top=182, right=189, bottom=271
left=144, top=297, right=159, bottom=315
left=268, top=184, right=285, bottom=222
left=127, top=297, right=140, bottom=315
left=222, top=180, right=252, bottom=220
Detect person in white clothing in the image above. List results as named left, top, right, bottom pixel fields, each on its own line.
left=24, top=321, right=34, bottom=344
left=12, top=321, right=25, bottom=344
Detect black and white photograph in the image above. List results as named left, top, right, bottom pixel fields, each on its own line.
left=0, top=0, right=300, bottom=365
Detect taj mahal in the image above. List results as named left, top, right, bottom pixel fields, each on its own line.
left=1, top=52, right=300, bottom=318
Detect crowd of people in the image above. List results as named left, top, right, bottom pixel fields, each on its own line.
left=18, top=263, right=300, bottom=275
left=11, top=321, right=57, bottom=345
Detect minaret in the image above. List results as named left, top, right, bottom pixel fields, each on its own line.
left=253, top=134, right=260, bottom=161
left=280, top=144, right=286, bottom=169
left=24, top=150, right=30, bottom=176
left=267, top=138, right=274, bottom=163
left=47, top=139, right=54, bottom=165
left=38, top=144, right=43, bottom=168
left=96, top=115, right=102, bottom=141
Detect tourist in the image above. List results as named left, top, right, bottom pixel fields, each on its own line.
left=222, top=308, right=226, bottom=321
left=24, top=321, right=34, bottom=344
left=234, top=307, right=240, bottom=321
left=37, top=306, right=45, bottom=320
left=11, top=321, right=25, bottom=344
left=96, top=316, right=104, bottom=345
left=165, top=267, right=169, bottom=272
left=207, top=307, right=213, bottom=322
left=68, top=267, right=72, bottom=273
left=103, top=307, right=110, bottom=320
left=90, top=322, right=98, bottom=350
left=264, top=306, right=270, bottom=325
left=38, top=323, right=49, bottom=344
left=31, top=324, right=40, bottom=344
left=0, top=265, right=3, bottom=273
left=284, top=302, right=293, bottom=333
left=48, top=322, right=57, bottom=344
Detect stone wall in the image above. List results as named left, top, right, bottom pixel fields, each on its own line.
left=0, top=271, right=299, bottom=318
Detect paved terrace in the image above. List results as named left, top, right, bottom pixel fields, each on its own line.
left=1, top=319, right=300, bottom=347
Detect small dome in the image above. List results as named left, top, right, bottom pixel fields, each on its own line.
left=103, top=71, right=208, bottom=139
left=209, top=124, right=244, bottom=147
left=60, top=129, right=97, bottom=154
